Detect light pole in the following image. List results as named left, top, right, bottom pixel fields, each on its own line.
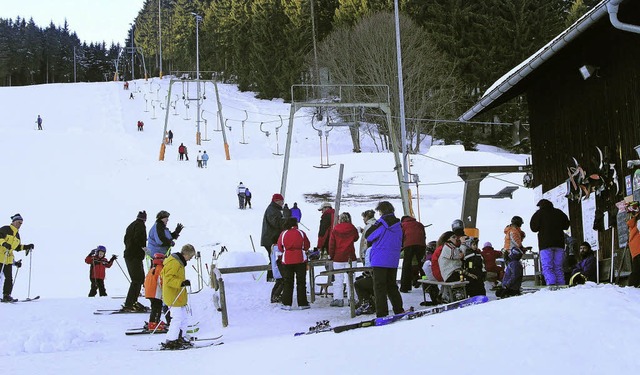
left=191, top=12, right=202, bottom=145
left=158, top=0, right=163, bottom=78
left=130, top=24, right=135, bottom=80
left=394, top=0, right=410, bottom=215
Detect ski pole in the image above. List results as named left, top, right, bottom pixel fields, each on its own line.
left=152, top=286, right=187, bottom=335
left=12, top=265, right=20, bottom=291
left=250, top=235, right=256, bottom=252
left=27, top=249, right=33, bottom=299
left=298, top=221, right=310, bottom=231
left=114, top=259, right=131, bottom=283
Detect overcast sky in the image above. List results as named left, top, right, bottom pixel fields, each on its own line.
left=0, top=0, right=145, bottom=45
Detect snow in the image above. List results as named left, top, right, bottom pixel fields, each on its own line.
left=1, top=79, right=639, bottom=373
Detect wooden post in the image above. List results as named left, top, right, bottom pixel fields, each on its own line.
left=219, top=277, right=228, bottom=327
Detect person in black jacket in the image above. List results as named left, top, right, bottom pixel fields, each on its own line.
left=261, top=194, right=285, bottom=289
left=530, top=199, right=571, bottom=286
left=123, top=211, right=148, bottom=312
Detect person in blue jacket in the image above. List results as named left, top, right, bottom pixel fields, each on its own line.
left=569, top=242, right=597, bottom=285
left=147, top=211, right=184, bottom=257
left=365, top=201, right=404, bottom=317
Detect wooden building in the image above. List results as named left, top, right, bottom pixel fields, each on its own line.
left=460, top=0, right=640, bottom=278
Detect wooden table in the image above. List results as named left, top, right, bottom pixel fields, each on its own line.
left=320, top=266, right=372, bottom=318
left=307, top=259, right=334, bottom=303
left=417, top=279, right=469, bottom=303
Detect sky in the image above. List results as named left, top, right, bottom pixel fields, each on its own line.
left=0, top=79, right=639, bottom=373
left=0, top=0, right=145, bottom=45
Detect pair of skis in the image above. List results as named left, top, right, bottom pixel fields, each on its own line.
left=137, top=335, right=224, bottom=351
left=294, top=295, right=489, bottom=336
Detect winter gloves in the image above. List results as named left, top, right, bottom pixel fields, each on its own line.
left=13, top=260, right=22, bottom=268
left=181, top=280, right=191, bottom=287
left=110, top=255, right=118, bottom=261
left=172, top=223, right=184, bottom=240
left=1, top=242, right=10, bottom=250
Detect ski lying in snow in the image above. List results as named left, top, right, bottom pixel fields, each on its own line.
left=294, top=320, right=333, bottom=336
left=126, top=324, right=200, bottom=335
left=21, top=296, right=40, bottom=302
left=137, top=341, right=223, bottom=352
left=330, top=295, right=489, bottom=334
left=94, top=309, right=149, bottom=315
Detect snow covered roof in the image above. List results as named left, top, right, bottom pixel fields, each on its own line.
left=459, top=1, right=611, bottom=122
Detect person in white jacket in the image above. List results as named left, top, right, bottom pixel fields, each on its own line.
left=237, top=182, right=247, bottom=209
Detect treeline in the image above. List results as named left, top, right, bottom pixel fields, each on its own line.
left=0, top=17, right=121, bottom=85
left=1, top=0, right=599, bottom=148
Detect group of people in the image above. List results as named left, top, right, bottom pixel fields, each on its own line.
left=119, top=209, right=194, bottom=349
left=236, top=183, right=252, bottom=209
left=136, top=120, right=144, bottom=131
left=196, top=150, right=209, bottom=168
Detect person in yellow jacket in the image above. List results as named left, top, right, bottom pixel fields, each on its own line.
left=0, top=214, right=34, bottom=302
left=161, top=244, right=195, bottom=349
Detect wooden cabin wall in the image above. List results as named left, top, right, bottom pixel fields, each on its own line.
left=526, top=10, right=640, bottom=258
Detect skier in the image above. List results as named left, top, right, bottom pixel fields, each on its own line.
left=278, top=217, right=311, bottom=310
left=261, top=193, right=285, bottom=284
left=366, top=201, right=404, bottom=318
left=420, top=241, right=441, bottom=306
left=461, top=237, right=486, bottom=297
left=244, top=188, right=252, bottom=208
left=161, top=244, right=196, bottom=349
left=328, top=212, right=359, bottom=307
left=197, top=151, right=203, bottom=168
left=183, top=145, right=189, bottom=161
left=123, top=211, right=149, bottom=312
left=437, top=231, right=464, bottom=283
left=0, top=214, right=34, bottom=302
left=283, top=203, right=291, bottom=218
left=495, top=247, right=523, bottom=298
left=178, top=143, right=186, bottom=161
left=167, top=130, right=173, bottom=145
left=237, top=182, right=247, bottom=209
left=147, top=210, right=184, bottom=257
left=399, top=215, right=427, bottom=292
left=201, top=150, right=209, bottom=168
left=290, top=202, right=301, bottom=222
left=503, top=216, right=526, bottom=254
left=145, top=253, right=169, bottom=332
left=36, top=115, right=43, bottom=130
left=84, top=245, right=117, bottom=297
left=530, top=199, right=571, bottom=286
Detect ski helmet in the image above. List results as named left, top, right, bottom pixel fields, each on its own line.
left=451, top=219, right=464, bottom=231
left=511, top=216, right=524, bottom=227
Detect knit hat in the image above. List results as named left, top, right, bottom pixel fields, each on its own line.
left=10, top=213, right=23, bottom=222
left=156, top=210, right=170, bottom=220
left=483, top=242, right=492, bottom=248
left=272, top=193, right=284, bottom=202
left=318, top=202, right=332, bottom=211
left=137, top=211, right=147, bottom=220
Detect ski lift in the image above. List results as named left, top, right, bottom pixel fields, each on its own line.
left=201, top=110, right=210, bottom=141
left=143, top=93, right=150, bottom=112
left=259, top=121, right=270, bottom=137
left=240, top=111, right=249, bottom=144
left=311, top=109, right=335, bottom=169
left=272, top=115, right=284, bottom=156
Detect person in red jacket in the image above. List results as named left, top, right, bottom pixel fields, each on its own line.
left=84, top=245, right=117, bottom=297
left=400, top=216, right=427, bottom=292
left=481, top=241, right=504, bottom=288
left=278, top=217, right=311, bottom=310
left=328, top=212, right=359, bottom=307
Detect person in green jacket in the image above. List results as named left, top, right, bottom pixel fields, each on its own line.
left=161, top=244, right=195, bottom=349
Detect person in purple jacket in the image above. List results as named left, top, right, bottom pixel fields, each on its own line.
left=290, top=202, right=302, bottom=223
left=365, top=201, right=404, bottom=317
left=569, top=242, right=597, bottom=285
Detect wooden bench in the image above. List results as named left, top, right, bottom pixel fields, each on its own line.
left=417, top=279, right=469, bottom=303
left=314, top=275, right=332, bottom=298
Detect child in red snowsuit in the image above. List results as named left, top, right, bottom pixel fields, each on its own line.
left=85, top=246, right=117, bottom=297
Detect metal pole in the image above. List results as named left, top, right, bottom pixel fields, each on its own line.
left=130, top=26, right=135, bottom=80
left=159, top=0, right=163, bottom=78
left=394, top=0, right=410, bottom=210
left=73, top=46, right=77, bottom=83
left=192, top=13, right=202, bottom=145
left=310, top=0, right=320, bottom=84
